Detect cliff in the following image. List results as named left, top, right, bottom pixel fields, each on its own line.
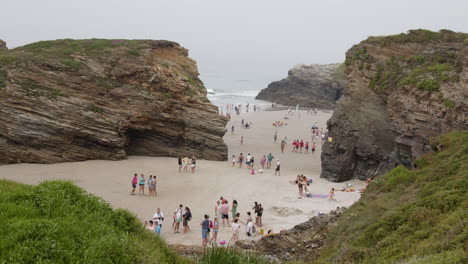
left=255, top=63, right=345, bottom=109
left=0, top=39, right=227, bottom=164
left=321, top=29, right=468, bottom=182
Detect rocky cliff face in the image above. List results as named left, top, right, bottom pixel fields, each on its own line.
left=321, top=29, right=468, bottom=182
left=0, top=40, right=7, bottom=51
left=0, top=39, right=227, bottom=164
left=256, top=64, right=345, bottom=109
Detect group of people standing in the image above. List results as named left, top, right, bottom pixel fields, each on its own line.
left=130, top=173, right=157, bottom=196
left=231, top=152, right=280, bottom=176
left=291, top=139, right=316, bottom=154
left=177, top=155, right=197, bottom=173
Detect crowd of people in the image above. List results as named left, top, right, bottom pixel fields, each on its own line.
left=231, top=152, right=280, bottom=176
left=142, top=197, right=265, bottom=246
left=177, top=155, right=197, bottom=174
left=130, top=173, right=157, bottom=196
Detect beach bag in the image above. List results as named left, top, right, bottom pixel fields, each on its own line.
left=209, top=220, right=213, bottom=229
left=252, top=226, right=256, bottom=233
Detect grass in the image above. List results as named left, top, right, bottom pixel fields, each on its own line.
left=0, top=180, right=189, bottom=264
left=198, top=246, right=276, bottom=264
left=364, top=29, right=468, bottom=46
left=443, top=100, right=456, bottom=109
left=316, top=131, right=468, bottom=264
left=60, top=59, right=81, bottom=71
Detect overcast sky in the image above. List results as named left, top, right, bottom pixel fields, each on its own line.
left=1, top=0, right=467, bottom=90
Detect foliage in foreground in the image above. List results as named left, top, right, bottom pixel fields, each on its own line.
left=316, top=131, right=468, bottom=263
left=0, top=180, right=189, bottom=264
left=198, top=246, right=276, bottom=264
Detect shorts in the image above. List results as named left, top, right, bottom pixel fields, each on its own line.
left=191, top=164, right=196, bottom=168
left=246, top=232, right=251, bottom=237
left=132, top=183, right=136, bottom=188
left=276, top=167, right=280, bottom=171
left=183, top=219, right=188, bottom=226
left=202, top=229, right=209, bottom=239
left=221, top=214, right=229, bottom=219
left=176, top=217, right=182, bottom=223
left=312, top=148, right=315, bottom=151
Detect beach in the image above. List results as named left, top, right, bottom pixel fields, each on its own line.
left=0, top=109, right=364, bottom=245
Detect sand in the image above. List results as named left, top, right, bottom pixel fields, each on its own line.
left=0, top=109, right=365, bottom=246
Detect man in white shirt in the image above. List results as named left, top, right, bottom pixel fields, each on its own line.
left=153, top=208, right=164, bottom=231
left=245, top=219, right=254, bottom=239
left=275, top=159, right=281, bottom=176
left=173, top=204, right=183, bottom=233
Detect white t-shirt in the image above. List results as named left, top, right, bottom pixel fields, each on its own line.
left=246, top=222, right=253, bottom=233
left=231, top=222, right=240, bottom=232
left=175, top=208, right=182, bottom=219
left=153, top=212, right=164, bottom=225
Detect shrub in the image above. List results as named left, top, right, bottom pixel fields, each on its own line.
left=198, top=246, right=276, bottom=264
left=416, top=79, right=440, bottom=91
left=60, top=59, right=81, bottom=71
left=443, top=100, right=455, bottom=108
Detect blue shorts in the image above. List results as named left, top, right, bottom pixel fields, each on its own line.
left=202, top=229, right=209, bottom=239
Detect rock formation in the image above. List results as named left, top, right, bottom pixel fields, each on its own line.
left=236, top=208, right=346, bottom=262
left=321, top=29, right=468, bottom=182
left=255, top=64, right=345, bottom=109
left=0, top=39, right=227, bottom=164
left=0, top=40, right=7, bottom=51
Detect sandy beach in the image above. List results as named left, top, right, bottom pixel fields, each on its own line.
left=0, top=109, right=364, bottom=245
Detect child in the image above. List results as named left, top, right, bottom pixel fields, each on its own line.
left=329, top=188, right=336, bottom=201
left=232, top=155, right=236, bottom=167
left=155, top=222, right=161, bottom=236
left=210, top=217, right=219, bottom=243
left=251, top=168, right=255, bottom=175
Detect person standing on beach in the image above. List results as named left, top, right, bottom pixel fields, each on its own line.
left=281, top=141, right=285, bottom=153
left=274, top=131, right=277, bottom=143
left=231, top=125, right=235, bottom=134
left=231, top=200, right=238, bottom=219
left=178, top=156, right=183, bottom=172
left=214, top=200, right=221, bottom=217
left=238, top=153, right=244, bottom=168
left=173, top=204, right=183, bottom=234
left=260, top=155, right=266, bottom=169
left=210, top=217, right=219, bottom=243
left=274, top=159, right=281, bottom=176
left=232, top=155, right=236, bottom=167
left=131, top=173, right=137, bottom=195
left=148, top=175, right=154, bottom=196
left=138, top=174, right=145, bottom=195
left=152, top=176, right=157, bottom=196
left=231, top=218, right=240, bottom=243
left=267, top=153, right=274, bottom=169
left=201, top=214, right=211, bottom=246
left=153, top=208, right=164, bottom=233
left=183, top=156, right=189, bottom=172
left=191, top=156, right=197, bottom=174
left=329, top=188, right=336, bottom=201
left=183, top=207, right=192, bottom=233
left=221, top=200, right=230, bottom=227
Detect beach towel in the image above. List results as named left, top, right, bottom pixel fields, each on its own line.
left=306, top=194, right=329, bottom=198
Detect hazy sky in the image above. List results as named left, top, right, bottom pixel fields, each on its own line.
left=1, top=0, right=467, bottom=90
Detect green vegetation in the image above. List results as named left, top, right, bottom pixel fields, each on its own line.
left=364, top=29, right=468, bottom=46
left=0, top=54, right=16, bottom=67
left=0, top=69, right=7, bottom=89
left=60, top=58, right=81, bottom=71
left=198, top=246, right=275, bottom=264
left=127, top=49, right=141, bottom=57
left=416, top=79, right=440, bottom=92
left=316, top=131, right=468, bottom=264
left=0, top=180, right=188, bottom=264
left=443, top=100, right=456, bottom=109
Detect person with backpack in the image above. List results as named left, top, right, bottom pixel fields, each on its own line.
left=183, top=207, right=192, bottom=233
left=201, top=214, right=210, bottom=246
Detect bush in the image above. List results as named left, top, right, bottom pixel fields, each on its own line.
left=416, top=79, right=440, bottom=91
left=0, top=180, right=187, bottom=264
left=198, top=246, right=276, bottom=264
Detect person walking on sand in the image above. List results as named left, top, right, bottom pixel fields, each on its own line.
left=183, top=156, right=189, bottom=172
left=173, top=204, right=183, bottom=234
left=238, top=153, right=244, bottom=168
left=267, top=153, right=274, bottom=169
left=201, top=214, right=210, bottom=246
left=191, top=156, right=197, bottom=174
left=183, top=207, right=192, bottom=233
left=260, top=155, right=266, bottom=169
left=231, top=218, right=241, bottom=243
left=138, top=174, right=145, bottom=195
left=178, top=156, right=183, bottom=172
left=130, top=173, right=138, bottom=195
left=274, top=131, right=277, bottom=143
left=274, top=159, right=281, bottom=176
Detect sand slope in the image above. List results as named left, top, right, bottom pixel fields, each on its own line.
left=0, top=110, right=364, bottom=245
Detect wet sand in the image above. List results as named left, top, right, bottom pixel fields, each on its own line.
left=0, top=109, right=364, bottom=245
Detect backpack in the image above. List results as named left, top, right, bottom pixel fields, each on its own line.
left=252, top=225, right=256, bottom=233
left=209, top=220, right=214, bottom=229
left=186, top=212, right=192, bottom=221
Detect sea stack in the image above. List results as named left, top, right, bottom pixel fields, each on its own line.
left=321, top=29, right=468, bottom=182
left=0, top=39, right=228, bottom=164
left=256, top=63, right=345, bottom=109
